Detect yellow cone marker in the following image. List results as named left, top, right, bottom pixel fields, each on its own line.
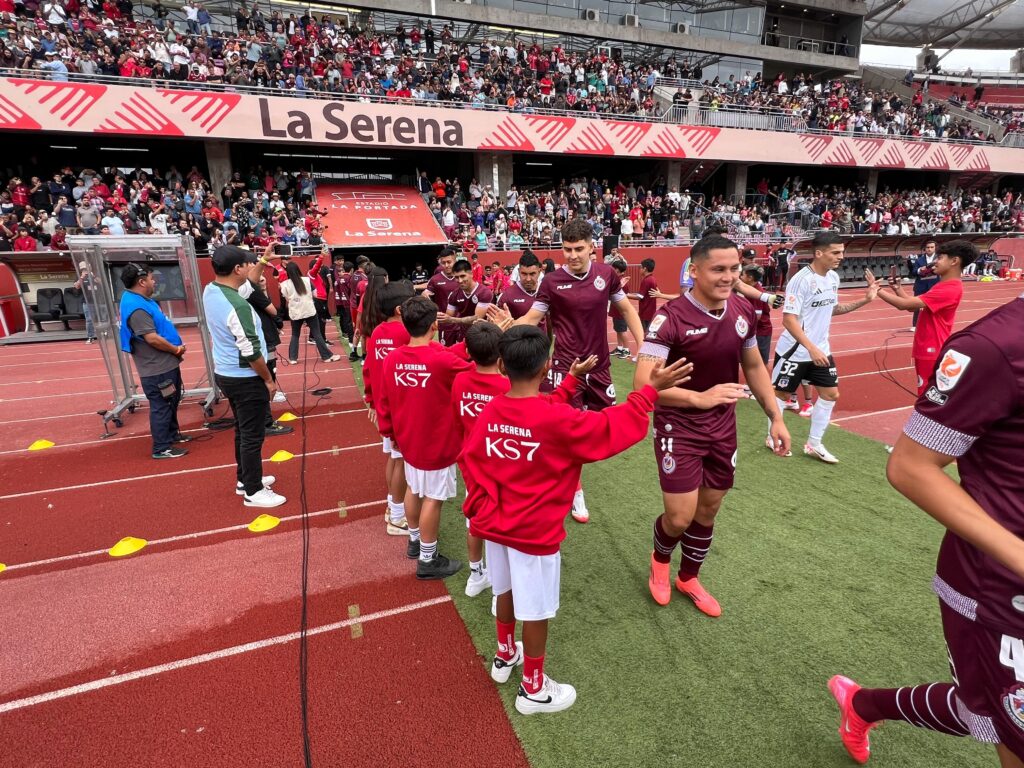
left=269, top=450, right=294, bottom=462
left=0, top=563, right=6, bottom=574
left=277, top=412, right=298, bottom=422
left=248, top=514, right=280, bottom=533
left=109, top=536, right=147, bottom=558
left=28, top=439, right=55, bottom=451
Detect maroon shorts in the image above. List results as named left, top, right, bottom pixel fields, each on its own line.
left=941, top=599, right=1024, bottom=758
left=653, top=425, right=737, bottom=494
left=548, top=363, right=614, bottom=411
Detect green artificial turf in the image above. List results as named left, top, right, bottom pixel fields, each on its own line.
left=441, top=359, right=991, bottom=768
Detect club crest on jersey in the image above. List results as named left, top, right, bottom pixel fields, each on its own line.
left=648, top=315, right=667, bottom=334
left=594, top=276, right=606, bottom=291
left=471, top=295, right=479, bottom=304
left=605, top=383, right=616, bottom=399
left=735, top=317, right=748, bottom=338
left=662, top=454, right=676, bottom=474
left=936, top=349, right=971, bottom=392
left=1003, top=685, right=1024, bottom=732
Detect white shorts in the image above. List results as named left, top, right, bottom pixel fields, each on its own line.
left=485, top=541, right=561, bottom=621
left=404, top=463, right=457, bottom=501
left=381, top=437, right=403, bottom=459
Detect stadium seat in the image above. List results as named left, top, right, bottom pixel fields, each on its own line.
left=30, top=288, right=65, bottom=332
left=61, top=287, right=85, bottom=330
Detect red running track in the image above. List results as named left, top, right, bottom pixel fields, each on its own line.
left=0, top=329, right=529, bottom=768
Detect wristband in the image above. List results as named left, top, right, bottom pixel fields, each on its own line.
left=258, top=257, right=268, bottom=265
left=759, top=291, right=772, bottom=304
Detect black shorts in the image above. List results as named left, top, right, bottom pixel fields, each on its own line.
left=771, top=354, right=838, bottom=392
left=612, top=316, right=628, bottom=334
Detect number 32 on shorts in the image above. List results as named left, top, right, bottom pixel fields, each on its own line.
left=778, top=360, right=799, bottom=377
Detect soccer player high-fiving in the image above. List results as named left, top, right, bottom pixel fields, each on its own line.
left=635, top=235, right=791, bottom=616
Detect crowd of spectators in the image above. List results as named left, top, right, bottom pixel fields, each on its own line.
left=417, top=171, right=1024, bottom=252
left=0, top=163, right=326, bottom=253
left=7, top=1, right=1022, bottom=139
left=670, top=71, right=1022, bottom=140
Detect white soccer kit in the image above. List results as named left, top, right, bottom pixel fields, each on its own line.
left=774, top=266, right=840, bottom=362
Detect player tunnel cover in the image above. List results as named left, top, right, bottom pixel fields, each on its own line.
left=318, top=185, right=448, bottom=248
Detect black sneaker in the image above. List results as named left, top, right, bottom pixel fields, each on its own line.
left=416, top=553, right=463, bottom=580
left=265, top=422, right=294, bottom=436
left=406, top=538, right=420, bottom=559
left=153, top=447, right=188, bottom=459
left=348, top=351, right=360, bottom=362
left=173, top=433, right=194, bottom=444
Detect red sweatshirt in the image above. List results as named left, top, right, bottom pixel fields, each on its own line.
left=363, top=319, right=410, bottom=411
left=463, top=384, right=658, bottom=555
left=452, top=371, right=580, bottom=440
left=376, top=342, right=474, bottom=470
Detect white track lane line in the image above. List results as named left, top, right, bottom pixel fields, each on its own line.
left=831, top=405, right=915, bottom=423
left=0, top=407, right=369, bottom=456
left=0, top=382, right=359, bottom=405
left=2, top=498, right=387, bottom=573
left=0, top=364, right=356, bottom=387
left=0, top=595, right=453, bottom=714
left=0, top=440, right=382, bottom=501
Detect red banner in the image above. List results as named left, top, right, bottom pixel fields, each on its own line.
left=318, top=185, right=448, bottom=248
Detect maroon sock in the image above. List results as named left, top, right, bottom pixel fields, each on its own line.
left=677, top=521, right=714, bottom=578
left=853, top=684, right=969, bottom=736
left=653, top=515, right=683, bottom=564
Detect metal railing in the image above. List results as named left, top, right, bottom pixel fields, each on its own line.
left=760, top=32, right=857, bottom=59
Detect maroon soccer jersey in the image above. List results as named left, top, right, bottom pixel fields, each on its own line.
left=425, top=271, right=458, bottom=313
left=534, top=262, right=625, bottom=370
left=446, top=283, right=494, bottom=344
left=498, top=281, right=546, bottom=333
left=640, top=291, right=758, bottom=436
left=638, top=274, right=659, bottom=323
left=752, top=281, right=773, bottom=336
left=903, top=293, right=1024, bottom=634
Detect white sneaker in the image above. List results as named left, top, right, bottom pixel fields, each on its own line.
left=490, top=640, right=523, bottom=684
left=885, top=445, right=894, bottom=455
left=465, top=567, right=491, bottom=597
left=804, top=442, right=839, bottom=464
left=272, top=390, right=287, bottom=403
left=783, top=399, right=800, bottom=412
left=515, top=674, right=577, bottom=715
left=235, top=475, right=277, bottom=495
left=243, top=487, right=287, bottom=507
left=386, top=517, right=410, bottom=536
left=571, top=490, right=589, bottom=524
left=765, top=434, right=792, bottom=457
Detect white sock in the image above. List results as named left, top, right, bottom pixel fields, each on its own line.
left=408, top=526, right=420, bottom=542
left=390, top=500, right=405, bottom=524
left=809, top=398, right=836, bottom=444
left=470, top=560, right=483, bottom=573
left=770, top=397, right=788, bottom=434
left=419, top=540, right=437, bottom=562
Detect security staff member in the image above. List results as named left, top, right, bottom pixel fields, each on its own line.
left=119, top=263, right=190, bottom=459
left=909, top=239, right=939, bottom=329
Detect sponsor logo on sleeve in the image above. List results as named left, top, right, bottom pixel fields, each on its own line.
left=935, top=349, right=971, bottom=392
left=594, top=276, right=607, bottom=291
left=924, top=386, right=948, bottom=405
left=735, top=316, right=749, bottom=338
left=648, top=315, right=667, bottom=335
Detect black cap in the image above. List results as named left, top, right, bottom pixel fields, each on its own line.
left=741, top=248, right=757, bottom=259
left=211, top=244, right=255, bottom=272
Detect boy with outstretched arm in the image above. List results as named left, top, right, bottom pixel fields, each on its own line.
left=461, top=326, right=692, bottom=714
left=453, top=323, right=599, bottom=598
left=377, top=296, right=473, bottom=579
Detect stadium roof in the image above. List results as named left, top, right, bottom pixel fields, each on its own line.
left=863, top=0, right=1024, bottom=50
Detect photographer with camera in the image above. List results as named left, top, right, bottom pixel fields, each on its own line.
left=119, top=263, right=190, bottom=460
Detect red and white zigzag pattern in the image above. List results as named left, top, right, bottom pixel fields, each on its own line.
left=875, top=145, right=906, bottom=168
left=947, top=144, right=974, bottom=167
left=965, top=149, right=990, bottom=171
left=478, top=117, right=534, bottom=152
left=522, top=115, right=575, bottom=150
left=0, top=94, right=40, bottom=130
left=799, top=134, right=832, bottom=161
left=922, top=145, right=950, bottom=170
left=642, top=127, right=686, bottom=158
left=604, top=120, right=652, bottom=153
left=853, top=137, right=885, bottom=165
left=903, top=142, right=930, bottom=165
left=158, top=90, right=241, bottom=134
left=824, top=141, right=856, bottom=166
left=565, top=124, right=614, bottom=155
left=10, top=79, right=106, bottom=127
left=95, top=93, right=182, bottom=135
left=679, top=126, right=720, bottom=156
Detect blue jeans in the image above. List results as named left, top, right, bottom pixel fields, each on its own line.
left=83, top=299, right=94, bottom=338
left=140, top=367, right=183, bottom=454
